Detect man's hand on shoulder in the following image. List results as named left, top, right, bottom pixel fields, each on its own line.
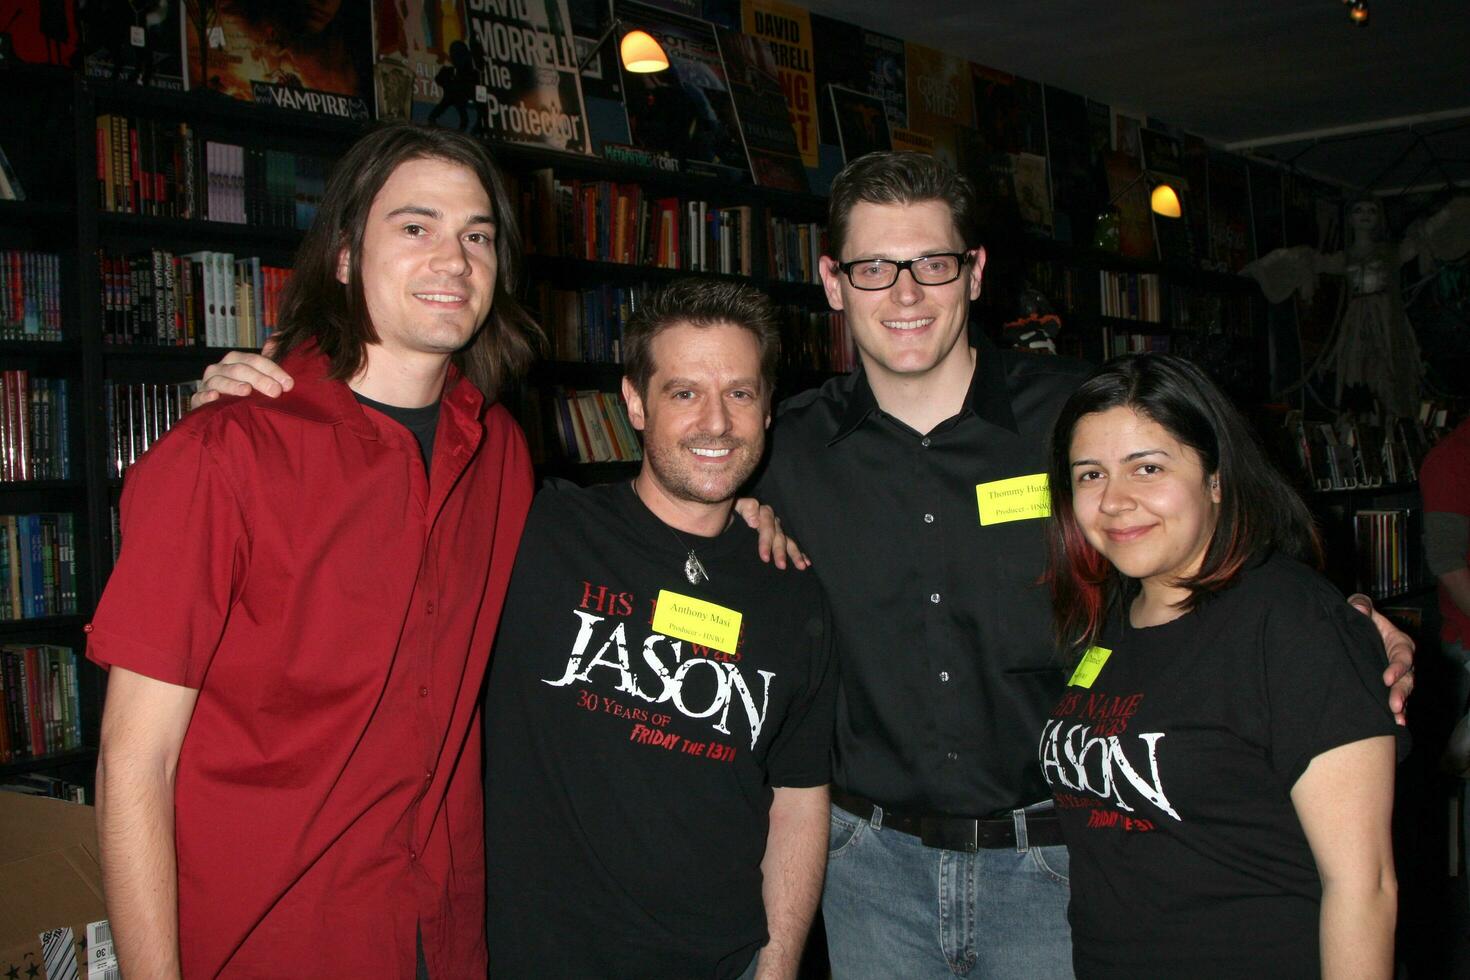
left=1349, top=593, right=1415, bottom=725
left=734, top=497, right=810, bottom=570
left=190, top=343, right=293, bottom=410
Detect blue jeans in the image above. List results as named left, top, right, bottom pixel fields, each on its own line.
left=822, top=802, right=1074, bottom=979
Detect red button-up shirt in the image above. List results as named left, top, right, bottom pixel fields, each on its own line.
left=88, top=346, right=532, bottom=978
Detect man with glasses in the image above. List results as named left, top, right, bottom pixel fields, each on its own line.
left=751, top=150, right=1416, bottom=978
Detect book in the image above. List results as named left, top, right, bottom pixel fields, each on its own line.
left=740, top=0, right=818, bottom=167
left=716, top=27, right=808, bottom=192
left=1206, top=152, right=1254, bottom=273
left=1099, top=149, right=1155, bottom=259
left=464, top=0, right=591, bottom=154
left=828, top=85, right=892, bottom=165
left=104, top=381, right=198, bottom=477
left=372, top=0, right=471, bottom=125
left=1042, top=85, right=1094, bottom=245
left=183, top=1, right=372, bottom=121
left=0, top=644, right=80, bottom=762
left=619, top=2, right=750, bottom=181
left=0, top=514, right=75, bottom=621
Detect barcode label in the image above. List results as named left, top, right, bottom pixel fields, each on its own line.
left=86, top=920, right=119, bottom=980
left=40, top=926, right=78, bottom=980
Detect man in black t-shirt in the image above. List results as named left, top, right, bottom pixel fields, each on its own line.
left=485, top=279, right=835, bottom=979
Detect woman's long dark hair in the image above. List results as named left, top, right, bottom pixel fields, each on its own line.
left=1045, top=354, right=1321, bottom=656
left=271, top=122, right=541, bottom=402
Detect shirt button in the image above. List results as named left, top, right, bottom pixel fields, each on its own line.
left=425, top=770, right=433, bottom=782
left=419, top=686, right=429, bottom=697
left=929, top=593, right=941, bottom=604
left=923, top=514, right=934, bottom=524
left=425, top=601, right=436, bottom=614
left=410, top=851, right=417, bottom=862
left=939, top=671, right=950, bottom=682
left=946, top=751, right=958, bottom=762
left=920, top=437, right=931, bottom=447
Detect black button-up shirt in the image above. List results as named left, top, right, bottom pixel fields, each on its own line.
left=756, top=340, right=1093, bottom=817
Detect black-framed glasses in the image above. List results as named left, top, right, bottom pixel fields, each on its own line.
left=835, top=252, right=972, bottom=291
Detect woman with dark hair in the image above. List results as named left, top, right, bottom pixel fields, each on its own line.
left=1041, top=353, right=1398, bottom=978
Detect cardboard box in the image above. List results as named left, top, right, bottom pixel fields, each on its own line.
left=0, top=792, right=111, bottom=980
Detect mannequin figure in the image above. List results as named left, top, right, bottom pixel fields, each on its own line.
left=1246, top=195, right=1470, bottom=418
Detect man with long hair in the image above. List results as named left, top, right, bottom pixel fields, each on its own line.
left=89, top=123, right=539, bottom=978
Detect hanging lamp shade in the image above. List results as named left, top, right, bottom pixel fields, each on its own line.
left=1150, top=183, right=1183, bottom=218
left=620, top=30, right=669, bottom=73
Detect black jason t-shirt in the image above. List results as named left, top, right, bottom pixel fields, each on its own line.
left=485, top=481, right=836, bottom=980
left=1040, top=554, right=1401, bottom=979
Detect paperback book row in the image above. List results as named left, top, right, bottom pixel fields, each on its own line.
left=1168, top=285, right=1252, bottom=334
left=1285, top=414, right=1421, bottom=491
left=1025, top=261, right=1081, bottom=315
left=105, top=382, right=199, bottom=479
left=95, top=115, right=328, bottom=229
left=779, top=308, right=855, bottom=374
left=1099, top=271, right=1163, bottom=323
left=0, top=514, right=79, bottom=621
left=526, top=389, right=644, bottom=466
left=0, top=372, right=71, bottom=482
left=520, top=172, right=765, bottom=278
left=100, top=248, right=290, bottom=348
left=0, top=645, right=83, bottom=764
left=1354, top=509, right=1418, bottom=598
left=1100, top=328, right=1171, bottom=359
left=518, top=171, right=824, bottom=284
left=0, top=772, right=88, bottom=804
left=766, top=216, right=826, bottom=286
left=0, top=251, right=64, bottom=342
left=530, top=282, right=641, bottom=365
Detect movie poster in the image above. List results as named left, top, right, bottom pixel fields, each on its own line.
left=372, top=0, right=472, bottom=125
left=716, top=26, right=807, bottom=191
left=80, top=0, right=185, bottom=89
left=183, top=1, right=373, bottom=120
left=740, top=0, right=816, bottom=167
left=619, top=2, right=748, bottom=178
left=828, top=84, right=890, bottom=164
left=465, top=0, right=590, bottom=153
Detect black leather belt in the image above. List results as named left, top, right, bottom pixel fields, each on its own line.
left=832, top=788, right=1065, bottom=852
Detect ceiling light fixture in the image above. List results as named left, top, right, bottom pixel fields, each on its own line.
left=1348, top=1, right=1369, bottom=25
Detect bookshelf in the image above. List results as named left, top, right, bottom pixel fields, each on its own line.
left=0, top=66, right=96, bottom=786
left=0, top=61, right=854, bottom=788
left=492, top=140, right=838, bottom=483
left=1018, top=242, right=1264, bottom=391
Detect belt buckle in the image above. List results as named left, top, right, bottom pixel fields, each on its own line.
left=919, top=817, right=979, bottom=853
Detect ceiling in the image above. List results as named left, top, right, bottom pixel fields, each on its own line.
left=796, top=0, right=1470, bottom=194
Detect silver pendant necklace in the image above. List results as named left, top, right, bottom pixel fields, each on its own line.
left=633, top=480, right=712, bottom=585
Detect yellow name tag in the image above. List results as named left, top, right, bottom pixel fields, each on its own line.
left=975, top=473, right=1051, bottom=526
left=1068, top=646, right=1113, bottom=688
left=652, top=590, right=743, bottom=654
